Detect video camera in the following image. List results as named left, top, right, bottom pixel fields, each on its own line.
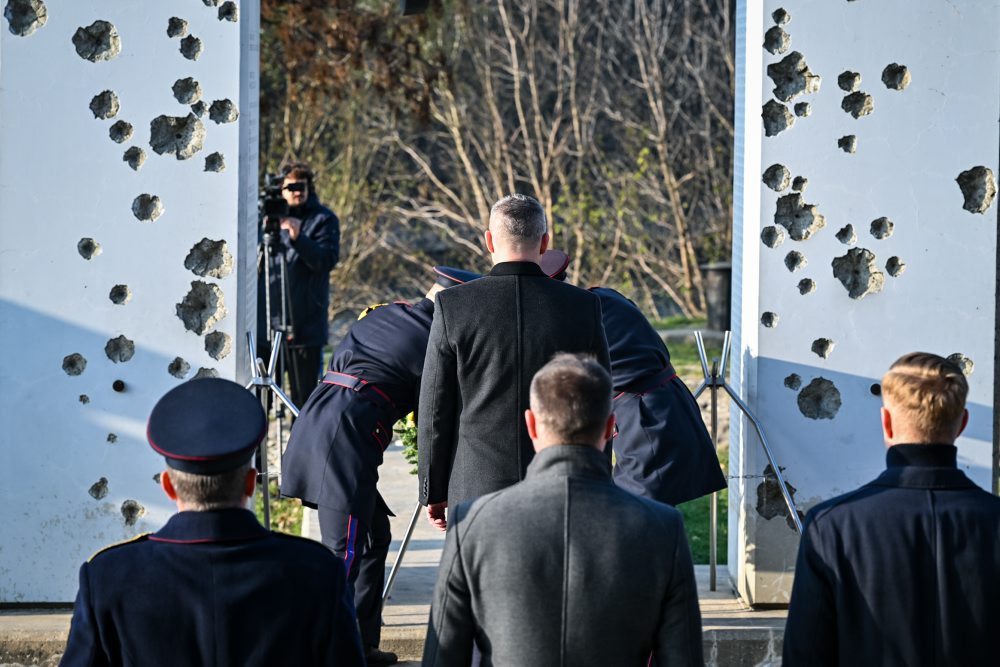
left=259, top=173, right=289, bottom=237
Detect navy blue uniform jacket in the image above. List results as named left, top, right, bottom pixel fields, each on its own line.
left=592, top=287, right=725, bottom=506
left=282, top=299, right=434, bottom=514
left=783, top=444, right=1000, bottom=666
left=60, top=509, right=364, bottom=666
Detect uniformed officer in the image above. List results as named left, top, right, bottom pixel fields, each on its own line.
left=281, top=290, right=438, bottom=666
left=435, top=250, right=725, bottom=506
left=60, top=378, right=364, bottom=667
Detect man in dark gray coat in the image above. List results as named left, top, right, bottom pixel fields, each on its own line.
left=418, top=194, right=610, bottom=529
left=422, top=354, right=703, bottom=666
left=784, top=352, right=1000, bottom=666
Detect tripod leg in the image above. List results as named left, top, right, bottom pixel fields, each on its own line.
left=382, top=501, right=422, bottom=605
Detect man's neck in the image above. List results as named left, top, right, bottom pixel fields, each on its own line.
left=492, top=253, right=541, bottom=265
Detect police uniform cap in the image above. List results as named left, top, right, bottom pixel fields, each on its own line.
left=147, top=378, right=265, bottom=474
left=539, top=249, right=570, bottom=279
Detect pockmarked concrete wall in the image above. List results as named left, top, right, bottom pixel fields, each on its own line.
left=730, top=0, right=999, bottom=606
left=0, top=0, right=259, bottom=602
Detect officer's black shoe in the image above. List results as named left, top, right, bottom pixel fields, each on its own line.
left=365, top=646, right=398, bottom=666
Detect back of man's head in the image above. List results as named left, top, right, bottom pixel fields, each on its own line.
left=881, top=352, right=968, bottom=443
left=489, top=194, right=547, bottom=255
left=166, top=463, right=253, bottom=511
left=529, top=353, right=612, bottom=449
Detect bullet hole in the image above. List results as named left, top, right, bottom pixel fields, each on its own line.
left=836, top=225, right=857, bottom=245
left=78, top=237, right=102, bottom=259
left=762, top=163, right=791, bottom=192
left=194, top=367, right=219, bottom=379
left=180, top=35, right=202, bottom=61
left=149, top=113, right=206, bottom=160
left=152, top=472, right=162, bottom=484
left=123, top=146, right=145, bottom=171
left=190, top=101, right=208, bottom=118
left=784, top=250, right=806, bottom=272
left=837, top=71, right=861, bottom=93
left=793, top=102, right=811, bottom=118
left=832, top=248, right=884, bottom=299
left=112, top=379, right=126, bottom=392
left=797, top=278, right=815, bottom=295
left=132, top=194, right=164, bottom=222
left=772, top=8, right=790, bottom=25
left=5, top=0, right=47, bottom=36
left=760, top=226, right=784, bottom=248
left=168, top=356, right=190, bottom=379
left=218, top=2, right=239, bottom=22
left=88, top=478, right=109, bottom=500
left=761, top=312, right=779, bottom=328
left=107, top=433, right=118, bottom=444
left=62, top=353, right=87, bottom=376
left=205, top=152, right=225, bottom=172
left=811, top=338, right=835, bottom=359
left=870, top=384, right=881, bottom=396
left=947, top=353, right=974, bottom=376
left=79, top=394, right=90, bottom=404
left=766, top=52, right=821, bottom=102
left=886, top=256, right=905, bottom=277
left=166, top=17, right=187, bottom=38
left=791, top=176, right=808, bottom=193
left=203, top=0, right=220, bottom=5
left=205, top=331, right=232, bottom=360
left=105, top=335, right=135, bottom=363
left=956, top=167, right=997, bottom=214
left=172, top=77, right=202, bottom=105
left=121, top=500, right=145, bottom=527
left=184, top=238, right=233, bottom=279
left=841, top=91, right=874, bottom=119
left=756, top=465, right=801, bottom=529
left=762, top=100, right=794, bottom=137
left=72, top=20, right=121, bottom=62
left=775, top=193, right=826, bottom=241
left=109, top=284, right=132, bottom=305
left=763, top=26, right=790, bottom=55
left=784, top=374, right=801, bottom=390
left=109, top=120, right=133, bottom=144
left=176, top=281, right=228, bottom=335
left=89, top=90, right=119, bottom=120
left=797, top=377, right=842, bottom=420
left=209, top=99, right=239, bottom=124
left=881, top=63, right=910, bottom=91
left=838, top=135, right=857, bottom=154
left=870, top=217, right=894, bottom=240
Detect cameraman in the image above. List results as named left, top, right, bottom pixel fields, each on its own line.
left=258, top=162, right=340, bottom=408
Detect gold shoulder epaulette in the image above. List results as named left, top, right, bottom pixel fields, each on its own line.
left=358, top=303, right=388, bottom=320
left=88, top=533, right=150, bottom=562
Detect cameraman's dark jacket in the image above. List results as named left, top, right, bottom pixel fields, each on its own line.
left=258, top=192, right=340, bottom=348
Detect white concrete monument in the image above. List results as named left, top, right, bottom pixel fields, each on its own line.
left=730, top=0, right=999, bottom=605
left=0, top=1, right=259, bottom=602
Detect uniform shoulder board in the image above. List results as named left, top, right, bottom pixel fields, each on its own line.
left=88, top=533, right=151, bottom=562
left=357, top=303, right=388, bottom=320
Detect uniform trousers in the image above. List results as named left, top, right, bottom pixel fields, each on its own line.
left=318, top=496, right=392, bottom=649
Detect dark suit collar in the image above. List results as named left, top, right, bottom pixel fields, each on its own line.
left=150, top=508, right=269, bottom=544
left=488, top=261, right=546, bottom=277
left=526, top=444, right=612, bottom=482
left=872, top=444, right=978, bottom=490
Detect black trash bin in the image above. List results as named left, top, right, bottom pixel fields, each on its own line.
left=700, top=262, right=731, bottom=332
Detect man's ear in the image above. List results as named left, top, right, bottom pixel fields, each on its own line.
left=244, top=468, right=257, bottom=500
left=161, top=469, right=179, bottom=501
left=538, top=232, right=549, bottom=255
left=485, top=228, right=495, bottom=253
left=956, top=408, right=969, bottom=438
left=880, top=406, right=894, bottom=443
left=603, top=413, right=616, bottom=442
left=525, top=409, right=538, bottom=440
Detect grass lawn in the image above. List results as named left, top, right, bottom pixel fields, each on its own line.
left=255, top=481, right=304, bottom=535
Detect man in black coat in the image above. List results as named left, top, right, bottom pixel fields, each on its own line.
left=281, top=295, right=436, bottom=666
left=783, top=352, right=1000, bottom=666
left=418, top=194, right=611, bottom=529
left=60, top=379, right=364, bottom=667
left=423, top=355, right=703, bottom=666
left=258, top=161, right=340, bottom=408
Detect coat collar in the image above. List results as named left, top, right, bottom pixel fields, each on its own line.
left=488, top=261, right=547, bottom=278
left=149, top=508, right=269, bottom=544
left=871, top=444, right=978, bottom=490
left=525, top=444, right=612, bottom=482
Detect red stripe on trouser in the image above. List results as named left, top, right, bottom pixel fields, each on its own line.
left=344, top=515, right=358, bottom=575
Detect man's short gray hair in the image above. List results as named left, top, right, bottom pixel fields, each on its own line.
left=530, top=353, right=612, bottom=444
left=168, top=462, right=252, bottom=511
left=490, top=194, right=547, bottom=243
